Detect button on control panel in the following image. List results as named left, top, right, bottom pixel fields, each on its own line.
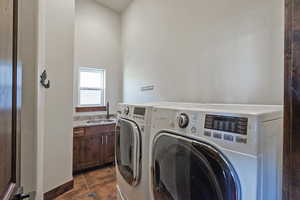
left=224, top=134, right=234, bottom=142
left=203, top=130, right=247, bottom=144
left=213, top=132, right=222, bottom=139
left=236, top=137, right=247, bottom=144
left=191, top=127, right=197, bottom=134
left=203, top=130, right=248, bottom=144
left=204, top=131, right=212, bottom=137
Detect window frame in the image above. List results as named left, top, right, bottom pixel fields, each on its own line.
left=78, top=67, right=106, bottom=107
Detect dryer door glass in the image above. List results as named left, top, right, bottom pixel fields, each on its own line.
left=151, top=133, right=241, bottom=200
left=116, top=119, right=141, bottom=186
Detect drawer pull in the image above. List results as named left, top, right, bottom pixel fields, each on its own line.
left=74, top=129, right=85, bottom=137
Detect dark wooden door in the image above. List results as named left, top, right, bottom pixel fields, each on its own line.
left=284, top=0, right=300, bottom=199
left=104, top=132, right=115, bottom=163
left=0, top=0, right=20, bottom=199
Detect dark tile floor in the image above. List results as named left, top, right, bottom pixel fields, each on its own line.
left=55, top=166, right=117, bottom=200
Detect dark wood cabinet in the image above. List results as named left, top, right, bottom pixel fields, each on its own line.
left=73, top=124, right=116, bottom=173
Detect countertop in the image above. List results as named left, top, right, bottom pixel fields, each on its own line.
left=73, top=114, right=117, bottom=128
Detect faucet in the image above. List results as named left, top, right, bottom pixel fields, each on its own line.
left=106, top=101, right=110, bottom=119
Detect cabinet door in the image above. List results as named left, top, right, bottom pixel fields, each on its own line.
left=83, top=135, right=102, bottom=169
left=73, top=137, right=87, bottom=171
left=73, top=138, right=78, bottom=171
left=104, top=132, right=115, bottom=164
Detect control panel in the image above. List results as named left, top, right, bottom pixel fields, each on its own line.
left=118, top=105, right=148, bottom=125
left=133, top=107, right=146, bottom=120
left=204, top=115, right=248, bottom=135
left=202, top=115, right=249, bottom=144
left=133, top=107, right=146, bottom=116
left=151, top=108, right=258, bottom=156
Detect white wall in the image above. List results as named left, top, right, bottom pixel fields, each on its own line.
left=74, top=0, right=123, bottom=113
left=43, top=0, right=74, bottom=193
left=122, top=0, right=284, bottom=105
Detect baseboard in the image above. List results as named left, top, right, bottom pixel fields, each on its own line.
left=44, top=179, right=74, bottom=200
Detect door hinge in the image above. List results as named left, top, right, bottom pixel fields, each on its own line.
left=13, top=187, right=34, bottom=200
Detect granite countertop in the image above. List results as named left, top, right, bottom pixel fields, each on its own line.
left=73, top=114, right=117, bottom=128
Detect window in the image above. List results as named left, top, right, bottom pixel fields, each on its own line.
left=79, top=67, right=105, bottom=106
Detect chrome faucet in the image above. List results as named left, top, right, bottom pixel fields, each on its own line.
left=106, top=101, right=110, bottom=119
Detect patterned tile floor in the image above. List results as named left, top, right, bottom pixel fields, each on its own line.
left=55, top=166, right=117, bottom=200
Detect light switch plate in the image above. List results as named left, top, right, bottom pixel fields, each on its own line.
left=141, top=85, right=154, bottom=91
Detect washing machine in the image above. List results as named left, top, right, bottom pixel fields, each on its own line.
left=149, top=104, right=283, bottom=200
left=115, top=102, right=208, bottom=200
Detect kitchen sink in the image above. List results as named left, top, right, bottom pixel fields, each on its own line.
left=86, top=119, right=115, bottom=124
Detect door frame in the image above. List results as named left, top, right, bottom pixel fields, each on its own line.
left=284, top=0, right=300, bottom=199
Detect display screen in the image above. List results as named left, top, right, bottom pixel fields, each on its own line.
left=205, top=115, right=248, bottom=135
left=133, top=107, right=146, bottom=116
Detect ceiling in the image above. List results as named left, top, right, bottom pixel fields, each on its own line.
left=96, top=0, right=133, bottom=13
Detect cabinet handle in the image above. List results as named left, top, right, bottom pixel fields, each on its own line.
left=106, top=136, right=108, bottom=144
left=102, top=136, right=104, bottom=145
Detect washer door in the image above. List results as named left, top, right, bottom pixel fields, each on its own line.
left=116, top=118, right=141, bottom=186
left=151, top=132, right=241, bottom=200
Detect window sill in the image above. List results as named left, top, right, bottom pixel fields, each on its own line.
left=76, top=106, right=107, bottom=113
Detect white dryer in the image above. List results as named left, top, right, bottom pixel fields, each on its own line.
left=149, top=104, right=283, bottom=200
left=115, top=102, right=207, bottom=200
left=116, top=103, right=153, bottom=200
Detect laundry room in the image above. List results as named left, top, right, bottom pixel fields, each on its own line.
left=57, top=0, right=285, bottom=199
left=4, top=0, right=300, bottom=199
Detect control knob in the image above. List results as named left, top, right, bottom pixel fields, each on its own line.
left=178, top=113, right=189, bottom=128
left=124, top=106, right=130, bottom=115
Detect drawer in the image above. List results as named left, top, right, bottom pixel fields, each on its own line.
left=85, top=124, right=116, bottom=136
left=73, top=128, right=85, bottom=137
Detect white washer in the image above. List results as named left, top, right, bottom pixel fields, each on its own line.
left=149, top=104, right=283, bottom=200
left=116, top=102, right=208, bottom=200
